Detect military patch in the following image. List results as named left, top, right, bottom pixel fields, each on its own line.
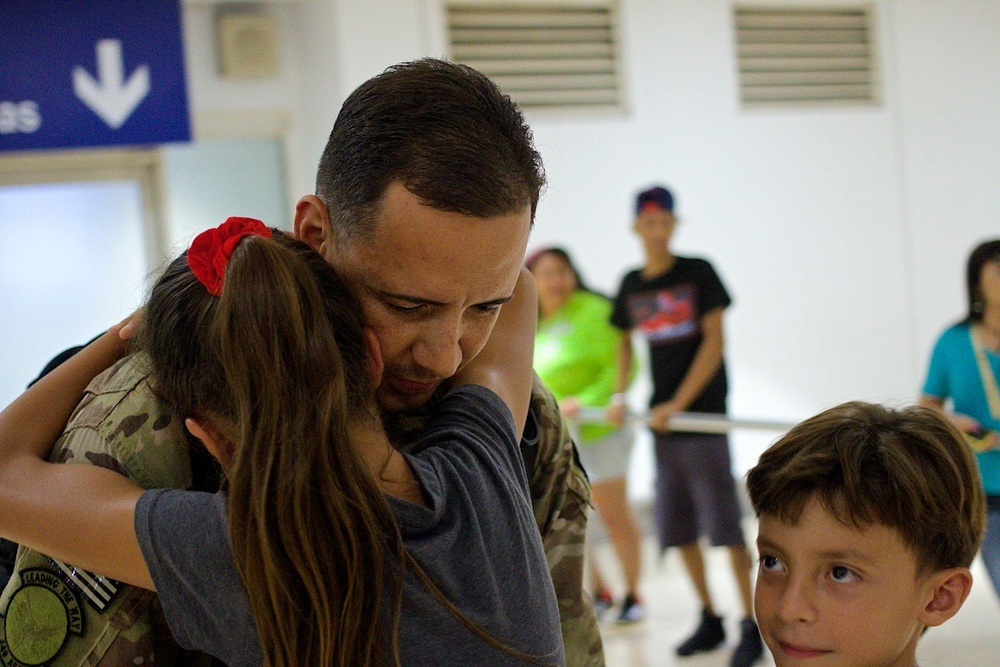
left=45, top=559, right=118, bottom=613
left=0, top=568, right=84, bottom=666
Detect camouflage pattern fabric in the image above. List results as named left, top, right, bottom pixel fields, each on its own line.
left=388, top=375, right=604, bottom=666
left=0, top=353, right=214, bottom=667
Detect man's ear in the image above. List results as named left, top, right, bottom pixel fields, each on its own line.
left=919, top=567, right=973, bottom=627
left=363, top=328, right=384, bottom=388
left=294, top=195, right=333, bottom=255
left=185, top=417, right=236, bottom=469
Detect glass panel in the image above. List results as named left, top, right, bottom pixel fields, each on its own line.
left=161, top=138, right=288, bottom=251
left=0, top=180, right=147, bottom=408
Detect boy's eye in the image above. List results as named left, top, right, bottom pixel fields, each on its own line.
left=759, top=555, right=784, bottom=572
left=829, top=566, right=858, bottom=583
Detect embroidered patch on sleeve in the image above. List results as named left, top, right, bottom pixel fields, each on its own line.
left=0, top=568, right=84, bottom=666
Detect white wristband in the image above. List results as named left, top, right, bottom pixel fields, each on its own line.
left=610, top=393, right=627, bottom=406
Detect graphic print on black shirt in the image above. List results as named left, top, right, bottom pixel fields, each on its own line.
left=627, top=283, right=698, bottom=345
left=610, top=257, right=731, bottom=413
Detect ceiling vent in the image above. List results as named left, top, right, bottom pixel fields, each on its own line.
left=734, top=6, right=877, bottom=106
left=446, top=3, right=623, bottom=112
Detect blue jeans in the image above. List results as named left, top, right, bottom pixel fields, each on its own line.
left=983, top=496, right=1000, bottom=601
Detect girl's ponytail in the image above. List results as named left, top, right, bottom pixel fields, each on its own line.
left=143, top=228, right=404, bottom=667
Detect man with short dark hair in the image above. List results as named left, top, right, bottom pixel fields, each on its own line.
left=0, top=59, right=601, bottom=666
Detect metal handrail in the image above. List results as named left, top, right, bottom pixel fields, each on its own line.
left=576, top=407, right=796, bottom=435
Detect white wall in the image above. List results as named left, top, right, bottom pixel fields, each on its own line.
left=190, top=1, right=993, bottom=466
left=891, top=1, right=1000, bottom=365
left=7, top=1, right=995, bottom=480
left=173, top=0, right=999, bottom=475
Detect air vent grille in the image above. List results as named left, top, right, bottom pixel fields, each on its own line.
left=735, top=6, right=877, bottom=106
left=447, top=3, right=623, bottom=111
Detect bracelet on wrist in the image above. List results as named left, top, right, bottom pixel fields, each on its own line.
left=610, top=393, right=627, bottom=406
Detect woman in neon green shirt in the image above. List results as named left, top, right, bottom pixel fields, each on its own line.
left=527, top=247, right=644, bottom=624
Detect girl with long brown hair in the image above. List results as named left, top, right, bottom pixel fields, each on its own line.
left=0, top=218, right=564, bottom=666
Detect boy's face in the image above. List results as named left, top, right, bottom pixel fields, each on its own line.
left=754, top=496, right=936, bottom=667
left=633, top=208, right=675, bottom=259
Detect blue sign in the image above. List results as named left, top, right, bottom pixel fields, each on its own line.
left=0, top=0, right=191, bottom=152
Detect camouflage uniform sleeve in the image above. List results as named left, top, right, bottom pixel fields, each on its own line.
left=0, top=353, right=214, bottom=667
left=526, top=375, right=604, bottom=667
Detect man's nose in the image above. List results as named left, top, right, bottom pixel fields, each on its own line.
left=412, top=322, right=463, bottom=380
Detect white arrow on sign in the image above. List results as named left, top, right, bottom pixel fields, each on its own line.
left=72, top=39, right=150, bottom=130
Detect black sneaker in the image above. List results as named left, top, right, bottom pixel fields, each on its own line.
left=675, top=608, right=725, bottom=656
left=730, top=618, right=764, bottom=667
left=615, top=594, right=645, bottom=624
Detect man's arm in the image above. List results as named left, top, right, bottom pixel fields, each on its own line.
left=526, top=377, right=604, bottom=666
left=0, top=350, right=214, bottom=667
left=0, top=331, right=153, bottom=589
left=648, top=306, right=725, bottom=431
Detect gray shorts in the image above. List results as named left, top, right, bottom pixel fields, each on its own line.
left=575, top=427, right=634, bottom=483
left=652, top=432, right=745, bottom=550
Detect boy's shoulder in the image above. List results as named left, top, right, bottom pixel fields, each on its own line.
left=674, top=255, right=716, bottom=272
left=619, top=256, right=714, bottom=285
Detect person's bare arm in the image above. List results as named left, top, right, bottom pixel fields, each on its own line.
left=648, top=306, right=725, bottom=430
left=920, top=394, right=981, bottom=431
left=920, top=394, right=999, bottom=449
left=607, top=330, right=634, bottom=426
left=0, top=330, right=153, bottom=589
left=452, top=267, right=537, bottom=440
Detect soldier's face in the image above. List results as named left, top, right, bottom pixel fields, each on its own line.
left=330, top=183, right=531, bottom=413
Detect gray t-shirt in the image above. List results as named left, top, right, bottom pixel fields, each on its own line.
left=135, top=384, right=565, bottom=666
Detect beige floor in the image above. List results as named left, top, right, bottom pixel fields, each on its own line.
left=591, top=518, right=1000, bottom=667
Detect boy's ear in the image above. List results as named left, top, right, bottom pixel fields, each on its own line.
left=919, top=567, right=973, bottom=627
left=293, top=195, right=333, bottom=255
left=185, top=417, right=236, bottom=469
left=363, top=328, right=385, bottom=388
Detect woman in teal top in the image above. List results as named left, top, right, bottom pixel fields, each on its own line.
left=921, top=238, right=1000, bottom=601
left=527, top=247, right=644, bottom=624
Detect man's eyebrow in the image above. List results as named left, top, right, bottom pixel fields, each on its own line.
left=376, top=289, right=514, bottom=308
left=377, top=289, right=446, bottom=307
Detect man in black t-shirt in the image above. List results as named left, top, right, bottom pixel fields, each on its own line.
left=608, top=186, right=762, bottom=667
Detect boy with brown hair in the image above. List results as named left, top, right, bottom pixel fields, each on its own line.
left=746, top=401, right=987, bottom=667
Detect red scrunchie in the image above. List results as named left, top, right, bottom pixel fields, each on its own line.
left=187, top=217, right=273, bottom=296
